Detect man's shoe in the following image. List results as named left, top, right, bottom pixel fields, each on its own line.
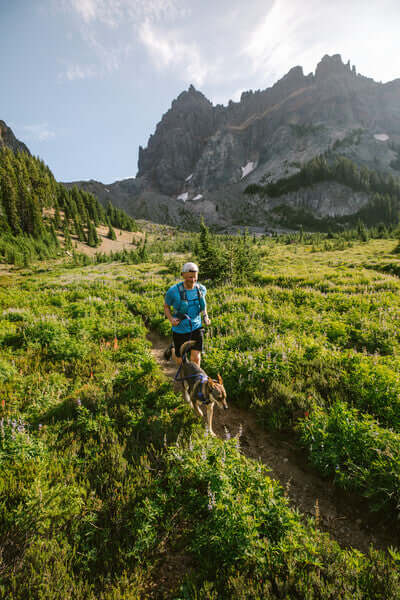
left=163, top=343, right=173, bottom=361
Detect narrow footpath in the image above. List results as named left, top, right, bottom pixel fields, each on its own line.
left=148, top=331, right=399, bottom=555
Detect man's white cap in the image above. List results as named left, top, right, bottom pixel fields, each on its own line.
left=182, top=262, right=199, bottom=273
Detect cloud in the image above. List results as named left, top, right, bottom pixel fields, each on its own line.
left=62, top=63, right=98, bottom=80
left=138, top=20, right=209, bottom=86
left=59, top=0, right=187, bottom=81
left=21, top=124, right=56, bottom=142
left=65, top=0, right=186, bottom=26
left=241, top=0, right=330, bottom=80
left=58, top=0, right=400, bottom=97
left=241, top=0, right=400, bottom=85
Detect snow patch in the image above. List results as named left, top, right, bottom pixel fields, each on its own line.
left=192, top=194, right=203, bottom=201
left=185, top=173, right=193, bottom=182
left=105, top=188, right=110, bottom=192
left=241, top=161, right=255, bottom=179
left=177, top=192, right=189, bottom=202
left=374, top=133, right=389, bottom=142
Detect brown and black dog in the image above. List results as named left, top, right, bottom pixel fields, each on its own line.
left=179, top=340, right=228, bottom=436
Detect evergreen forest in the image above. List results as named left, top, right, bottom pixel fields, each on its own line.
left=0, top=147, right=138, bottom=266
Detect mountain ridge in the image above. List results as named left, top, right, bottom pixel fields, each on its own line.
left=5, top=54, right=400, bottom=232
left=66, top=54, right=400, bottom=230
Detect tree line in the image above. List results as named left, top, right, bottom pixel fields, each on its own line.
left=245, top=154, right=400, bottom=227
left=0, top=147, right=139, bottom=264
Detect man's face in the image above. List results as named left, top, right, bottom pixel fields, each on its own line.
left=182, top=270, right=198, bottom=287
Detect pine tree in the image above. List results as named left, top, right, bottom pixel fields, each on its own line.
left=197, top=218, right=227, bottom=281
left=29, top=194, right=43, bottom=237
left=63, top=222, right=72, bottom=250
left=53, top=200, right=61, bottom=229
left=87, top=222, right=99, bottom=247
left=107, top=222, right=116, bottom=240
left=138, top=235, right=148, bottom=261
left=0, top=163, right=21, bottom=234
left=92, top=222, right=99, bottom=246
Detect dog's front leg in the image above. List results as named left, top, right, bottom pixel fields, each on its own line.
left=206, top=403, right=216, bottom=436
left=183, top=381, right=193, bottom=408
left=193, top=399, right=204, bottom=418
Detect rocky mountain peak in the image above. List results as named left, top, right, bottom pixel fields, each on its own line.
left=171, top=84, right=213, bottom=112
left=315, top=53, right=354, bottom=80
left=137, top=85, right=215, bottom=194
left=0, top=120, right=30, bottom=154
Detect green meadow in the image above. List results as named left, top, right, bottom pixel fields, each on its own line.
left=1, top=232, right=400, bottom=598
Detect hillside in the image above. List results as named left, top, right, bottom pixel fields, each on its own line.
left=0, top=140, right=140, bottom=267
left=1, top=232, right=400, bottom=598
left=68, top=54, right=400, bottom=231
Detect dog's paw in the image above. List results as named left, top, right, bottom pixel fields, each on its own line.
left=208, top=429, right=216, bottom=437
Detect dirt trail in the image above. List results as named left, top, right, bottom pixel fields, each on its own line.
left=148, top=331, right=399, bottom=554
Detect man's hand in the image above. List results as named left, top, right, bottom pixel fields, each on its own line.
left=204, top=315, right=211, bottom=326
left=171, top=317, right=180, bottom=326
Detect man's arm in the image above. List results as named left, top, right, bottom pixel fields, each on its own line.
left=164, top=303, right=180, bottom=327
left=200, top=293, right=211, bottom=326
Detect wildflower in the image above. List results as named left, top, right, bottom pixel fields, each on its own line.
left=76, top=398, right=82, bottom=407
left=1, top=399, right=4, bottom=408
left=113, top=336, right=118, bottom=350
left=207, top=483, right=216, bottom=511
left=224, top=426, right=231, bottom=440
left=38, top=423, right=43, bottom=430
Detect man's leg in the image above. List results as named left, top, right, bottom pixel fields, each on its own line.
left=172, top=348, right=182, bottom=366
left=190, top=349, right=201, bottom=367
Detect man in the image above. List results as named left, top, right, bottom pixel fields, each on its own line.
left=164, top=262, right=211, bottom=366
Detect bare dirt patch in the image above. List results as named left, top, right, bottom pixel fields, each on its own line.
left=67, top=225, right=144, bottom=257
left=148, top=331, right=399, bottom=555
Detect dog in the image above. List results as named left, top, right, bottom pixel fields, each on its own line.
left=178, top=340, right=228, bottom=436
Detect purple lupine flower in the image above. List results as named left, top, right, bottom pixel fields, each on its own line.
left=207, top=483, right=216, bottom=511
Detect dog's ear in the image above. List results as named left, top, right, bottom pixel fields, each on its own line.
left=217, top=373, right=223, bottom=385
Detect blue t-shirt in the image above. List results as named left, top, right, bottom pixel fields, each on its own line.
left=165, top=282, right=207, bottom=334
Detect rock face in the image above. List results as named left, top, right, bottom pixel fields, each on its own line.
left=137, top=85, right=215, bottom=195
left=0, top=121, right=30, bottom=154
left=69, top=55, right=400, bottom=229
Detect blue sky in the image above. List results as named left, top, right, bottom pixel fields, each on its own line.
left=1, top=0, right=399, bottom=183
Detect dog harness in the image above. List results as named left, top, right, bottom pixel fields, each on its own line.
left=192, top=374, right=209, bottom=404
left=174, top=366, right=210, bottom=404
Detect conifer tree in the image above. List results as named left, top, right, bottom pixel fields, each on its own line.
left=53, top=200, right=61, bottom=229
left=63, top=222, right=72, bottom=250
left=29, top=193, right=43, bottom=237
left=197, top=218, right=227, bottom=281
left=87, top=222, right=99, bottom=247
left=107, top=222, right=116, bottom=240
left=0, top=163, right=21, bottom=234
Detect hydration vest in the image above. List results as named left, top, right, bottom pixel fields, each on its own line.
left=174, top=282, right=206, bottom=320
